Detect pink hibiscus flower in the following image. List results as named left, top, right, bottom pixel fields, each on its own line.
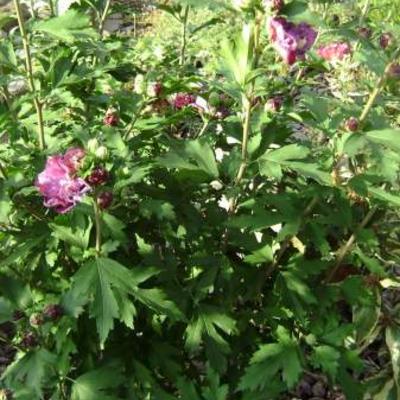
left=317, top=42, right=351, bottom=61
left=36, top=149, right=90, bottom=214
left=268, top=17, right=317, bottom=65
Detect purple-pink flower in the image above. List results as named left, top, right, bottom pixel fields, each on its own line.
left=263, top=0, right=284, bottom=12
left=64, top=148, right=86, bottom=173
left=268, top=17, right=317, bottom=65
left=36, top=149, right=90, bottom=214
left=172, top=93, right=196, bottom=109
left=317, top=42, right=351, bottom=61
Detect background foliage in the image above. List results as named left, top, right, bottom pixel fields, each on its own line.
left=1, top=0, right=400, bottom=399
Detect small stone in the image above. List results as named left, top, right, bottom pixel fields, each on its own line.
left=312, top=381, right=327, bottom=398
left=296, top=379, right=313, bottom=398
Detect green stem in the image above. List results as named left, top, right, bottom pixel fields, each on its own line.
left=13, top=0, right=46, bottom=150
left=48, top=0, right=55, bottom=17
left=235, top=98, right=251, bottom=186
left=359, top=0, right=371, bottom=25
left=359, top=49, right=400, bottom=123
left=326, top=205, right=377, bottom=283
left=93, top=197, right=102, bottom=257
left=195, top=119, right=209, bottom=139
left=179, top=6, right=190, bottom=66
left=228, top=97, right=251, bottom=213
left=0, top=160, right=7, bottom=179
left=99, top=0, right=112, bottom=37
left=228, top=17, right=263, bottom=213
left=264, top=195, right=319, bottom=278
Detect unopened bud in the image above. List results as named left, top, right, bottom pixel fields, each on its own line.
left=345, top=117, right=359, bottom=132
left=358, top=27, right=372, bottom=39
left=388, top=63, right=400, bottom=79
left=87, top=138, right=99, bottom=153
left=134, top=74, right=146, bottom=94
left=29, top=313, right=44, bottom=327
left=380, top=32, right=393, bottom=49
left=95, top=146, right=108, bottom=160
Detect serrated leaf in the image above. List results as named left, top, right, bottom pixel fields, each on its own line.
left=239, top=326, right=302, bottom=391
left=33, top=10, right=97, bottom=42
left=282, top=271, right=317, bottom=304
left=71, top=367, right=123, bottom=400
left=158, top=139, right=219, bottom=179
left=134, top=288, right=183, bottom=319
left=365, top=129, right=400, bottom=152
left=68, top=258, right=137, bottom=345
left=50, top=214, right=92, bottom=249
left=244, top=244, right=273, bottom=265
left=312, top=345, right=340, bottom=380
left=185, top=306, right=236, bottom=352
left=2, top=350, right=56, bottom=397
left=258, top=144, right=309, bottom=180
left=368, top=186, right=400, bottom=207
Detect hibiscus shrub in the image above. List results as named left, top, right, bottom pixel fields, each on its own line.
left=1, top=0, right=400, bottom=399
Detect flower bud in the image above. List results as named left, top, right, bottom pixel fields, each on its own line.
left=380, top=32, right=393, bottom=49
left=388, top=63, right=400, bottom=79
left=345, top=117, right=359, bottom=132
left=87, top=166, right=109, bottom=186
left=147, top=82, right=163, bottom=98
left=172, top=93, right=196, bottom=109
left=29, top=313, right=44, bottom=327
left=215, top=106, right=230, bottom=120
left=358, top=27, right=372, bottom=39
left=97, top=191, right=113, bottom=210
left=87, top=138, right=99, bottom=153
left=64, top=148, right=86, bottom=173
left=263, top=0, right=284, bottom=12
left=95, top=146, right=108, bottom=160
left=265, top=96, right=283, bottom=112
left=43, top=304, right=64, bottom=321
left=134, top=74, right=146, bottom=94
left=103, top=109, right=119, bottom=127
left=21, top=332, right=38, bottom=349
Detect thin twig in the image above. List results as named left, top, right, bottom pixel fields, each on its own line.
left=0, top=159, right=8, bottom=179
left=93, top=197, right=102, bottom=257
left=265, top=195, right=319, bottom=277
left=325, top=205, right=377, bottom=283
left=359, top=0, right=372, bottom=26
left=179, top=5, right=190, bottom=66
left=13, top=0, right=46, bottom=150
left=359, top=49, right=400, bottom=123
left=99, top=0, right=112, bottom=38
